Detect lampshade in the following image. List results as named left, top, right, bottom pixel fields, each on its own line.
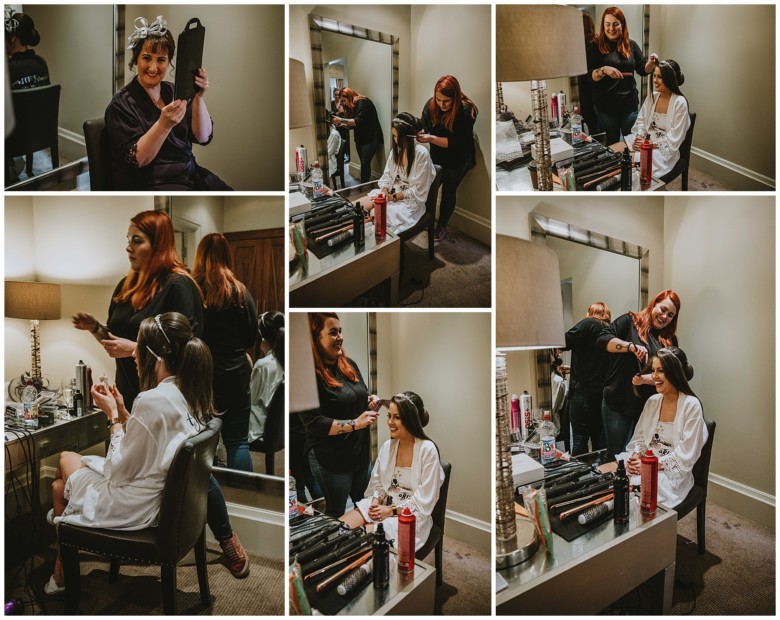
left=5, top=281, right=61, bottom=320
left=289, top=58, right=313, bottom=130
left=289, top=312, right=319, bottom=412
left=496, top=5, right=587, bottom=82
left=496, top=235, right=565, bottom=350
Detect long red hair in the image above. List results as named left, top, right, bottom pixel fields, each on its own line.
left=191, top=233, right=248, bottom=310
left=597, top=7, right=631, bottom=59
left=587, top=301, right=611, bottom=323
left=428, top=75, right=478, bottom=133
left=338, top=87, right=366, bottom=115
left=114, top=211, right=201, bottom=311
left=630, top=290, right=681, bottom=347
left=308, top=312, right=358, bottom=389
left=583, top=12, right=597, bottom=46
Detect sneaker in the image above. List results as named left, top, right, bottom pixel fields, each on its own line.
left=219, top=533, right=249, bottom=578
left=434, top=227, right=448, bottom=242
left=44, top=574, right=65, bottom=595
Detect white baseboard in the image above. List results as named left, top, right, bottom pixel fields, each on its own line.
left=58, top=126, right=87, bottom=163
left=690, top=147, right=775, bottom=190
left=449, top=207, right=492, bottom=246
left=444, top=510, right=491, bottom=555
left=207, top=503, right=285, bottom=561
left=708, top=473, right=775, bottom=532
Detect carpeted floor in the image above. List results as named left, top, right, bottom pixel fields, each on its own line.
left=419, top=535, right=491, bottom=616
left=6, top=540, right=285, bottom=615
left=665, top=166, right=731, bottom=191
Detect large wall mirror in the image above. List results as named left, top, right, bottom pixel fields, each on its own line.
left=309, top=14, right=398, bottom=180
left=529, top=213, right=649, bottom=406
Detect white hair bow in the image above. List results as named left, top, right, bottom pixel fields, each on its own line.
left=127, top=15, right=168, bottom=49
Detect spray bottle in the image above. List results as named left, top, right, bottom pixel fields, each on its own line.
left=397, top=507, right=416, bottom=574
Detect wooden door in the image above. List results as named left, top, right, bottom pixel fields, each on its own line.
left=225, top=228, right=285, bottom=314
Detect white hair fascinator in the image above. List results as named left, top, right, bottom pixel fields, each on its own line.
left=127, top=15, right=168, bottom=49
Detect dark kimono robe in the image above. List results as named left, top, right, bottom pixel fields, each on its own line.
left=104, top=78, right=231, bottom=190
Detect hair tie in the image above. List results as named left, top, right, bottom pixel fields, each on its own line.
left=127, top=15, right=168, bottom=49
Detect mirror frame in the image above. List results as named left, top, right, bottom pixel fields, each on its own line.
left=308, top=14, right=399, bottom=179
left=529, top=212, right=649, bottom=407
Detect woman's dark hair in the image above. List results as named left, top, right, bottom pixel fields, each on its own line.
left=5, top=12, right=41, bottom=46
left=136, top=312, right=214, bottom=424
left=644, top=346, right=697, bottom=399
left=654, top=59, right=685, bottom=98
left=259, top=311, right=285, bottom=366
left=129, top=30, right=176, bottom=71
left=391, top=392, right=433, bottom=443
left=308, top=312, right=359, bottom=388
left=391, top=112, right=423, bottom=176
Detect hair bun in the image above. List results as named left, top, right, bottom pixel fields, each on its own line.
left=684, top=362, right=694, bottom=381
left=420, top=408, right=430, bottom=428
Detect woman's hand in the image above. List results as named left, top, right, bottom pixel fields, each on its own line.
left=331, top=116, right=343, bottom=127
left=629, top=343, right=648, bottom=363
left=416, top=132, right=432, bottom=144
left=367, top=395, right=381, bottom=411
left=368, top=503, right=393, bottom=522
left=355, top=410, right=378, bottom=430
left=602, top=66, right=623, bottom=79
left=648, top=53, right=659, bottom=65
left=100, top=334, right=136, bottom=359
left=91, top=383, right=119, bottom=420
left=627, top=454, right=642, bottom=476
left=632, top=373, right=653, bottom=386
left=108, top=384, right=129, bottom=421
left=158, top=99, right=187, bottom=130
left=193, top=68, right=209, bottom=98
left=72, top=312, right=98, bottom=332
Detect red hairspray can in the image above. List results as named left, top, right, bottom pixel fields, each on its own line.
left=640, top=448, right=659, bottom=514
left=397, top=507, right=416, bottom=573
left=373, top=194, right=387, bottom=241
left=639, top=135, right=653, bottom=189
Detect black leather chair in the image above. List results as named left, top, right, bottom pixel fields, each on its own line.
left=673, top=417, right=715, bottom=554
left=82, top=117, right=114, bottom=190
left=415, top=460, right=451, bottom=585
left=249, top=381, right=285, bottom=475
left=398, top=164, right=443, bottom=277
left=58, top=417, right=222, bottom=615
left=660, top=111, right=696, bottom=190
left=330, top=138, right=347, bottom=189
left=5, top=84, right=61, bottom=182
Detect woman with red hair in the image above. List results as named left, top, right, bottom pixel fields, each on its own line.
left=418, top=75, right=478, bottom=241
left=597, top=290, right=681, bottom=460
left=71, top=211, right=250, bottom=579
left=331, top=87, right=384, bottom=183
left=299, top=313, right=379, bottom=517
left=193, top=233, right=258, bottom=473
left=586, top=7, right=656, bottom=144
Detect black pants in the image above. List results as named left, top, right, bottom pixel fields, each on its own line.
left=594, top=96, right=639, bottom=145
left=213, top=367, right=253, bottom=472
left=357, top=139, right=383, bottom=183
left=569, top=383, right=607, bottom=456
left=438, top=160, right=473, bottom=229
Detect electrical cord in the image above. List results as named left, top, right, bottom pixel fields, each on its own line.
left=400, top=278, right=426, bottom=306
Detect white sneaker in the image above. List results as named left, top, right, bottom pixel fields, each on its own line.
left=44, top=575, right=65, bottom=595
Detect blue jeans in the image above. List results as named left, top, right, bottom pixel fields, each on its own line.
left=213, top=368, right=253, bottom=472
left=358, top=139, right=383, bottom=183
left=595, top=102, right=639, bottom=145
left=307, top=450, right=370, bottom=518
left=207, top=475, right=232, bottom=542
left=437, top=160, right=473, bottom=229
left=601, top=399, right=635, bottom=462
left=569, top=384, right=607, bottom=456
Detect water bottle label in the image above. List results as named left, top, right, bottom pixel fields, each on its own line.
left=313, top=179, right=324, bottom=198
left=289, top=493, right=298, bottom=520
left=541, top=437, right=555, bottom=461
left=572, top=124, right=582, bottom=143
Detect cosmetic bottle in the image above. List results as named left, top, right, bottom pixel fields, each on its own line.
left=73, top=389, right=84, bottom=418
left=640, top=449, right=659, bottom=514
left=353, top=202, right=365, bottom=249
left=520, top=391, right=532, bottom=441
left=620, top=148, right=633, bottom=191
left=639, top=136, right=653, bottom=188
left=397, top=507, right=416, bottom=573
left=373, top=194, right=387, bottom=242
left=75, top=360, right=87, bottom=405
left=372, top=523, right=390, bottom=589
left=613, top=459, right=630, bottom=525
left=510, top=395, right=521, bottom=441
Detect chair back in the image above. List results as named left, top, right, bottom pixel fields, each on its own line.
left=679, top=111, right=696, bottom=163
left=424, top=164, right=443, bottom=217
left=257, top=381, right=286, bottom=454
left=691, top=417, right=715, bottom=492
left=431, top=461, right=452, bottom=532
left=83, top=117, right=113, bottom=190
left=6, top=84, right=61, bottom=158
left=156, top=417, right=222, bottom=564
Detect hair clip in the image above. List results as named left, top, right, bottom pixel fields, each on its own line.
left=127, top=15, right=168, bottom=49
left=154, top=314, right=171, bottom=343
left=145, top=345, right=163, bottom=362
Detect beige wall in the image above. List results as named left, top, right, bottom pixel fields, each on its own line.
left=128, top=5, right=285, bottom=190
left=223, top=197, right=286, bottom=233
left=649, top=5, right=774, bottom=188
left=376, top=312, right=492, bottom=552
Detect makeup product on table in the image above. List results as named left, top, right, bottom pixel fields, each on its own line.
left=353, top=202, right=365, bottom=248
left=520, top=391, right=532, bottom=441
left=613, top=459, right=630, bottom=524
left=620, top=147, right=633, bottom=191
left=640, top=449, right=659, bottom=514
left=510, top=394, right=521, bottom=441
left=373, top=194, right=387, bottom=242
left=73, top=389, right=84, bottom=418
left=397, top=507, right=416, bottom=574
left=640, top=135, right=653, bottom=188
left=372, top=523, right=389, bottom=589
left=295, top=146, right=308, bottom=182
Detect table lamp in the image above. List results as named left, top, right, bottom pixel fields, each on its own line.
left=5, top=280, right=62, bottom=392
left=289, top=58, right=312, bottom=130
left=289, top=312, right=319, bottom=412
left=496, top=5, right=587, bottom=190
left=495, top=235, right=565, bottom=568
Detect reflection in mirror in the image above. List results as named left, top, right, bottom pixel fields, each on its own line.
left=309, top=14, right=398, bottom=180
left=529, top=213, right=648, bottom=406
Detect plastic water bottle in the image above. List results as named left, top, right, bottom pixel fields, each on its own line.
left=311, top=160, right=325, bottom=198
left=540, top=410, right=556, bottom=464
left=288, top=470, right=298, bottom=520
left=570, top=106, right=583, bottom=144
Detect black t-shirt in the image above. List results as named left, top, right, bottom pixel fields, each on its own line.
left=8, top=50, right=50, bottom=90
left=107, top=273, right=203, bottom=407
left=586, top=39, right=648, bottom=108
left=201, top=290, right=258, bottom=374
left=421, top=100, right=476, bottom=169
left=300, top=358, right=370, bottom=472
left=351, top=98, right=383, bottom=148
left=597, top=312, right=677, bottom=420
left=564, top=317, right=610, bottom=398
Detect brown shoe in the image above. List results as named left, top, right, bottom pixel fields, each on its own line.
left=219, top=533, right=250, bottom=578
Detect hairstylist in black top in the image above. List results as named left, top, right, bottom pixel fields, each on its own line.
left=586, top=7, right=655, bottom=145
left=331, top=87, right=384, bottom=184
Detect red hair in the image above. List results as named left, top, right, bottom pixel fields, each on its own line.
left=597, top=7, right=631, bottom=59
left=582, top=12, right=597, bottom=46
left=587, top=301, right=611, bottom=323
left=114, top=211, right=201, bottom=311
left=192, top=233, right=248, bottom=310
left=308, top=312, right=358, bottom=389
left=630, top=290, right=681, bottom=347
left=338, top=87, right=366, bottom=115
left=428, top=75, right=478, bottom=133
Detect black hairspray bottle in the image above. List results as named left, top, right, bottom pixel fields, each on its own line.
left=372, top=523, right=389, bottom=589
